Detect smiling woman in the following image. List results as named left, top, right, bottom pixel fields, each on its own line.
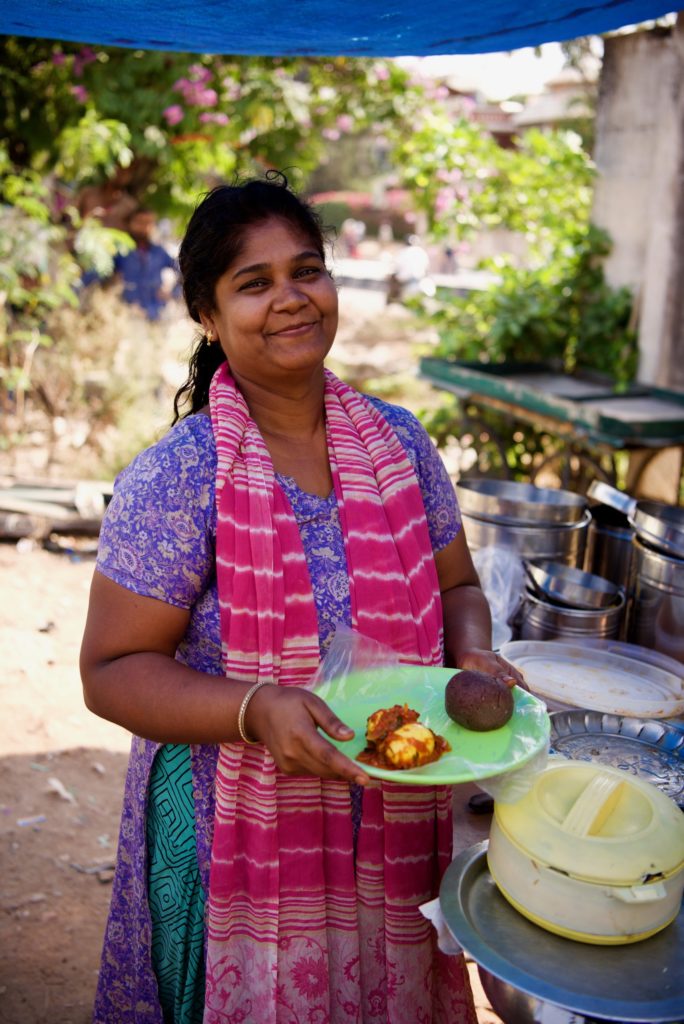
left=201, top=221, right=339, bottom=410
left=80, top=171, right=521, bottom=1023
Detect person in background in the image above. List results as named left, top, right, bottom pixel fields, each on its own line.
left=80, top=172, right=522, bottom=1023
left=76, top=166, right=138, bottom=231
left=386, top=233, right=432, bottom=303
left=114, top=207, right=180, bottom=321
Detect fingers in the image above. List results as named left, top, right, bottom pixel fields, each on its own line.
left=497, top=656, right=527, bottom=690
left=295, top=693, right=370, bottom=785
left=294, top=728, right=371, bottom=787
left=458, top=649, right=526, bottom=689
left=248, top=686, right=370, bottom=786
left=307, top=693, right=355, bottom=742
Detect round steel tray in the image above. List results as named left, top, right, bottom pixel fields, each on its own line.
left=456, top=479, right=587, bottom=525
left=439, top=843, right=684, bottom=1023
left=549, top=711, right=684, bottom=807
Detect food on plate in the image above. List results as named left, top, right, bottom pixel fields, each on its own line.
left=357, top=703, right=450, bottom=769
left=445, top=670, right=514, bottom=731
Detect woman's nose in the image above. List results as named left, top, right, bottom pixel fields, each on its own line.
left=272, top=281, right=308, bottom=311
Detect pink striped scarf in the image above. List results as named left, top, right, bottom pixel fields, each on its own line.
left=205, top=363, right=475, bottom=1024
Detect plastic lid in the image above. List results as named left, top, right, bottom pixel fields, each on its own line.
left=494, top=760, right=684, bottom=884
left=499, top=640, right=684, bottom=719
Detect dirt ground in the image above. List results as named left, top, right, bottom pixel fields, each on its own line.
left=0, top=542, right=130, bottom=1023
left=0, top=290, right=503, bottom=1023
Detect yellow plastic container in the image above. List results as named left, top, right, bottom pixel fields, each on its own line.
left=487, top=758, right=684, bottom=944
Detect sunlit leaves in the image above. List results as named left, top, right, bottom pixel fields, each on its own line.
left=56, top=110, right=133, bottom=185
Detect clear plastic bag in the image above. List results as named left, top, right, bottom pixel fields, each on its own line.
left=313, top=624, right=548, bottom=797
left=311, top=623, right=400, bottom=695
left=473, top=545, right=526, bottom=649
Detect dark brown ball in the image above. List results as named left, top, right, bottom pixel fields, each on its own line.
left=445, top=669, right=514, bottom=731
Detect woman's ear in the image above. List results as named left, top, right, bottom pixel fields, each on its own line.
left=199, top=315, right=217, bottom=341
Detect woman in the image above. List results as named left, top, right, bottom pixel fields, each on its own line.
left=81, top=173, right=522, bottom=1024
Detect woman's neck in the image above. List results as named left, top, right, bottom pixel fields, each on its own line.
left=233, top=368, right=332, bottom=496
left=235, top=369, right=326, bottom=441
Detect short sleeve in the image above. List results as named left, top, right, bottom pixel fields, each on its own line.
left=96, top=416, right=217, bottom=608
left=368, top=397, right=462, bottom=552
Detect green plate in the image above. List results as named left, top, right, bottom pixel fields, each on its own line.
left=318, top=665, right=550, bottom=785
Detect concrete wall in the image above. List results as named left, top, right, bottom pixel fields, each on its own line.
left=592, top=20, right=684, bottom=388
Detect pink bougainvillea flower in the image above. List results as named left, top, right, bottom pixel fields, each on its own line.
left=322, top=128, right=341, bottom=141
left=162, top=104, right=184, bottom=126
left=199, top=112, right=229, bottom=125
left=174, top=76, right=218, bottom=107
left=70, top=85, right=89, bottom=103
left=188, top=62, right=212, bottom=84
left=73, top=46, right=98, bottom=75
left=336, top=114, right=353, bottom=132
left=51, top=52, right=66, bottom=65
left=196, top=88, right=218, bottom=107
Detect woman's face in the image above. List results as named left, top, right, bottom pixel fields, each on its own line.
left=202, top=217, right=338, bottom=387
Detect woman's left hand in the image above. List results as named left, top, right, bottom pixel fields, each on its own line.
left=457, top=648, right=527, bottom=690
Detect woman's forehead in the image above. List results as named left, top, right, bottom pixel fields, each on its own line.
left=236, top=216, right=319, bottom=255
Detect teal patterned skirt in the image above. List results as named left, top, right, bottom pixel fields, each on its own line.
left=146, top=744, right=206, bottom=1023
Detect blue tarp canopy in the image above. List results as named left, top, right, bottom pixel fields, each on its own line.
left=1, top=1, right=678, bottom=55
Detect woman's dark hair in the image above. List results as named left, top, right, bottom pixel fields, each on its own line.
left=172, top=171, right=328, bottom=422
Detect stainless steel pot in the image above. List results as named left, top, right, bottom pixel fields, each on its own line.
left=517, top=586, right=624, bottom=641
left=584, top=503, right=635, bottom=590
left=625, top=537, right=684, bottom=664
left=462, top=509, right=590, bottom=568
left=457, top=478, right=587, bottom=525
left=588, top=481, right=684, bottom=559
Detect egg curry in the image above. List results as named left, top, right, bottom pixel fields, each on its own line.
left=357, top=703, right=450, bottom=770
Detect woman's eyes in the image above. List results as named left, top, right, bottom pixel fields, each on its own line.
left=239, top=266, right=322, bottom=290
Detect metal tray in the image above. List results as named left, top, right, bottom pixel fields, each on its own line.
left=549, top=711, right=684, bottom=807
left=439, top=843, right=684, bottom=1023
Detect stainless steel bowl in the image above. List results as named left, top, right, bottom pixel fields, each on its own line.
left=524, top=558, right=623, bottom=610
left=631, top=501, right=684, bottom=560
left=456, top=479, right=587, bottom=525
left=588, top=481, right=684, bottom=559
left=478, top=966, right=618, bottom=1024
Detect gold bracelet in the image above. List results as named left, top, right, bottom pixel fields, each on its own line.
left=237, top=680, right=272, bottom=744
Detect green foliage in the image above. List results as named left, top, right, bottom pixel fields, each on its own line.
left=426, top=223, right=636, bottom=384
left=0, top=38, right=425, bottom=218
left=72, top=218, right=133, bottom=276
left=56, top=109, right=134, bottom=185
left=397, top=120, right=636, bottom=482
left=398, top=124, right=636, bottom=383
left=0, top=38, right=427, bottom=425
left=0, top=151, right=76, bottom=403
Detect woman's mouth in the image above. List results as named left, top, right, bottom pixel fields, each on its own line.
left=269, top=320, right=318, bottom=337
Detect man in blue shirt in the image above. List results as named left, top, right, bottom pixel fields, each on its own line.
left=114, top=208, right=179, bottom=321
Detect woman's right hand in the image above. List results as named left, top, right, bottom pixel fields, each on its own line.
left=246, top=684, right=370, bottom=787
